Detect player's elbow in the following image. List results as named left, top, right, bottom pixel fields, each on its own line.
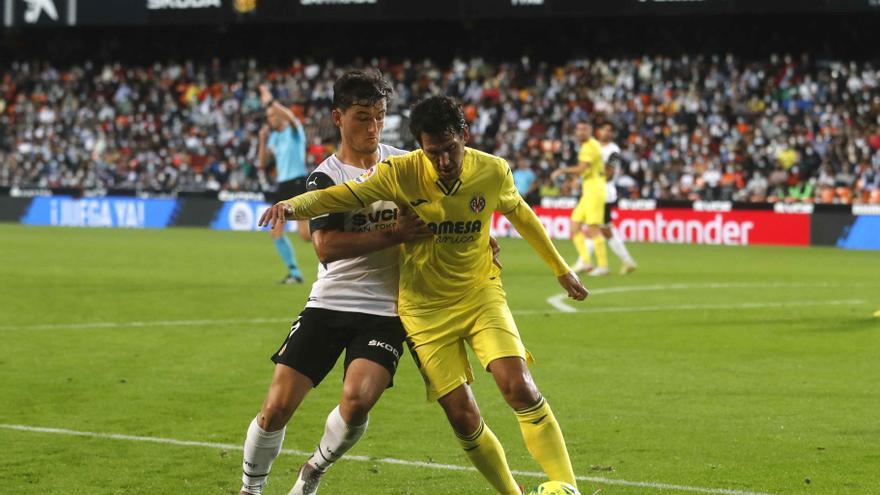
left=311, top=236, right=341, bottom=264
left=317, top=251, right=341, bottom=265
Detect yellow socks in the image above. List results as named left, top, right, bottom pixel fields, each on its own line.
left=593, top=235, right=608, bottom=269
left=455, top=421, right=521, bottom=495
left=515, top=398, right=577, bottom=487
left=572, top=231, right=591, bottom=266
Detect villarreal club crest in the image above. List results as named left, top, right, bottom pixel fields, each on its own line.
left=470, top=193, right=486, bottom=213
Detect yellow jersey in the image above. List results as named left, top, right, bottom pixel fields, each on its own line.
left=281, top=147, right=570, bottom=315
left=578, top=137, right=605, bottom=193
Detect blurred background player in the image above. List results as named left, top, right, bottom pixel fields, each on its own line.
left=258, top=84, right=309, bottom=284
left=581, top=121, right=637, bottom=275
left=240, top=72, right=432, bottom=495
left=552, top=121, right=609, bottom=276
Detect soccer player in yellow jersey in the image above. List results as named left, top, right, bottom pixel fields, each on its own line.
left=552, top=121, right=609, bottom=276
left=261, top=96, right=589, bottom=494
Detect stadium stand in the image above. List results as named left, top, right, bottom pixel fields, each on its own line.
left=1, top=17, right=879, bottom=204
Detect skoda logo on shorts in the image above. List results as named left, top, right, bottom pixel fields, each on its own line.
left=470, top=193, right=486, bottom=213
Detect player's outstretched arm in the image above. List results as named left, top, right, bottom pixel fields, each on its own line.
left=502, top=197, right=589, bottom=301
left=257, top=125, right=272, bottom=169
left=259, top=163, right=400, bottom=230
left=260, top=84, right=303, bottom=128
left=313, top=205, right=432, bottom=264
left=557, top=271, right=589, bottom=301
left=258, top=185, right=362, bottom=229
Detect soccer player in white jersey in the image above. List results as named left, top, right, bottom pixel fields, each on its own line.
left=584, top=122, right=637, bottom=275
left=238, top=71, right=433, bottom=495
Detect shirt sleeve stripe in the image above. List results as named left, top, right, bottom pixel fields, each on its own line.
left=501, top=200, right=521, bottom=216
left=343, top=183, right=366, bottom=208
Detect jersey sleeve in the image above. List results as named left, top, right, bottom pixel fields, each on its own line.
left=280, top=160, right=398, bottom=219
left=577, top=142, right=596, bottom=165
left=341, top=159, right=400, bottom=207
left=497, top=162, right=569, bottom=276
left=267, top=132, right=278, bottom=156
left=605, top=151, right=622, bottom=169
left=290, top=120, right=305, bottom=143
left=497, top=163, right=521, bottom=214
left=305, top=170, right=345, bottom=232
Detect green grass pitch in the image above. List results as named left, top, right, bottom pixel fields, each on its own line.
left=1, top=224, right=878, bottom=494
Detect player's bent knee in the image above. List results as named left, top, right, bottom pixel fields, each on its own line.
left=259, top=401, right=295, bottom=430
left=438, top=389, right=483, bottom=434
left=340, top=390, right=374, bottom=421
left=445, top=406, right=482, bottom=435
left=498, top=379, right=541, bottom=410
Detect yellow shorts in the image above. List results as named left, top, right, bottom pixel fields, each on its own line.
left=400, top=284, right=532, bottom=402
left=571, top=190, right=606, bottom=225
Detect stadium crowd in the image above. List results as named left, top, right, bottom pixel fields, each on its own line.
left=1, top=54, right=879, bottom=204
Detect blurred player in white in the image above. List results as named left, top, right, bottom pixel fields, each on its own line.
left=583, top=121, right=637, bottom=275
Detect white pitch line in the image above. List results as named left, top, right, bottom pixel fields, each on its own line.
left=3, top=283, right=871, bottom=331
left=520, top=299, right=866, bottom=316
left=571, top=281, right=876, bottom=296
left=539, top=281, right=869, bottom=315
left=547, top=293, right=578, bottom=313
left=0, top=424, right=776, bottom=495
left=2, top=300, right=867, bottom=331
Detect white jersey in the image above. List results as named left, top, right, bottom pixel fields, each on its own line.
left=305, top=144, right=407, bottom=317
left=601, top=142, right=621, bottom=203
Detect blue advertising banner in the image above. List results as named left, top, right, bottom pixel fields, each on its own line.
left=209, top=200, right=299, bottom=232
left=836, top=216, right=880, bottom=250
left=21, top=196, right=178, bottom=228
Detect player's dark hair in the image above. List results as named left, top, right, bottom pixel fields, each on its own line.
left=408, top=96, right=467, bottom=144
left=333, top=70, right=393, bottom=111
left=599, top=120, right=615, bottom=131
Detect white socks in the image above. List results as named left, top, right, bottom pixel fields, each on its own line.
left=586, top=228, right=636, bottom=266
left=241, top=417, right=286, bottom=495
left=240, top=406, right=367, bottom=494
left=607, top=227, right=635, bottom=266
left=307, top=405, right=368, bottom=472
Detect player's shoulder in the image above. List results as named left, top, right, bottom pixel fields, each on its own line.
left=584, top=139, right=602, bottom=158
left=466, top=147, right=509, bottom=170
left=308, top=157, right=343, bottom=190
left=603, top=141, right=621, bottom=153
left=378, top=143, right=409, bottom=159
left=379, top=148, right=423, bottom=172
left=578, top=140, right=595, bottom=156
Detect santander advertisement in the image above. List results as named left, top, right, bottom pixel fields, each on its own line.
left=490, top=207, right=811, bottom=247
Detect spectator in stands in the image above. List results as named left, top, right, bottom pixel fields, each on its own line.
left=512, top=158, right=539, bottom=206
left=2, top=53, right=879, bottom=206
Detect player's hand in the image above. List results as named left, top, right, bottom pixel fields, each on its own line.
left=557, top=271, right=589, bottom=301
left=489, top=236, right=502, bottom=269
left=259, top=203, right=292, bottom=230
left=550, top=169, right=563, bottom=180
left=259, top=84, right=274, bottom=107
left=393, top=205, right=433, bottom=243
left=259, top=124, right=270, bottom=143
